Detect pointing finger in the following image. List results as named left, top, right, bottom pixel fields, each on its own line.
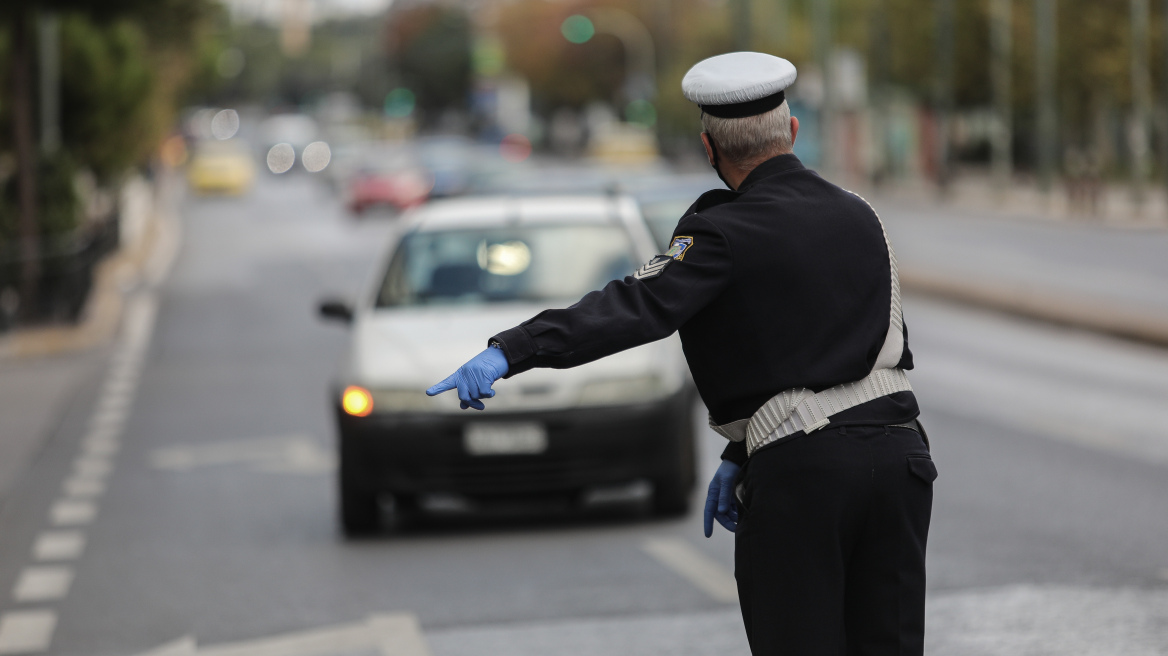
left=426, top=374, right=458, bottom=396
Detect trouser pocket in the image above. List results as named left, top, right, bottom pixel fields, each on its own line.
left=907, top=454, right=938, bottom=483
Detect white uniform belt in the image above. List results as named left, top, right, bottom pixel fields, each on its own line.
left=710, top=368, right=913, bottom=457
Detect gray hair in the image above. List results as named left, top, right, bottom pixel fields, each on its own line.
left=701, top=101, right=793, bottom=168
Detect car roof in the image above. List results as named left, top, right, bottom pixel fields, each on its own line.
left=410, top=195, right=634, bottom=232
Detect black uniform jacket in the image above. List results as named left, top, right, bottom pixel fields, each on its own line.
left=492, top=154, right=919, bottom=465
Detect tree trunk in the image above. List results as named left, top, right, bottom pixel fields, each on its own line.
left=10, top=10, right=41, bottom=323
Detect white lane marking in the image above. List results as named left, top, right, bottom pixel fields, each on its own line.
left=135, top=637, right=195, bottom=656
left=150, top=436, right=334, bottom=475
left=426, top=608, right=746, bottom=656
left=11, top=567, right=73, bottom=603
left=32, top=532, right=85, bottom=561
left=49, top=500, right=96, bottom=526
left=72, top=455, right=113, bottom=479
left=642, top=538, right=738, bottom=604
left=0, top=610, right=57, bottom=654
left=87, top=410, right=125, bottom=433
left=62, top=476, right=105, bottom=498
left=129, top=613, right=432, bottom=656
left=368, top=613, right=433, bottom=656
left=81, top=435, right=120, bottom=457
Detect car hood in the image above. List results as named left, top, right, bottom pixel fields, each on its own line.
left=347, top=303, right=687, bottom=412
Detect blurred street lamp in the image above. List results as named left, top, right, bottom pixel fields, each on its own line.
left=990, top=0, right=1013, bottom=185
left=1130, top=0, right=1152, bottom=203
left=812, top=0, right=833, bottom=172
left=934, top=0, right=955, bottom=189
left=1035, top=0, right=1058, bottom=192
left=38, top=13, right=60, bottom=155
left=732, top=0, right=751, bottom=51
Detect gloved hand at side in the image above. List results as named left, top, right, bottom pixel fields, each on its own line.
left=426, top=347, right=509, bottom=410
left=703, top=459, right=740, bottom=537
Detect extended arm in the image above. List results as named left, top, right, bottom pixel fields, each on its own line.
left=427, top=213, right=732, bottom=408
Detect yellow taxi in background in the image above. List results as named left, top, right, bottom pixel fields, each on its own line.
left=187, top=139, right=255, bottom=195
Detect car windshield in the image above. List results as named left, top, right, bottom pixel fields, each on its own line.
left=377, top=224, right=639, bottom=307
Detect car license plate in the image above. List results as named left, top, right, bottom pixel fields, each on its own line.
left=464, top=423, right=547, bottom=456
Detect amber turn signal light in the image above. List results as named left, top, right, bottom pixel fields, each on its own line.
left=342, top=385, right=374, bottom=417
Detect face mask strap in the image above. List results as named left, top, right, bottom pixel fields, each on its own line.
left=703, top=131, right=732, bottom=189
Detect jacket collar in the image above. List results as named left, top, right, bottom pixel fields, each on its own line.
left=736, top=153, right=805, bottom=192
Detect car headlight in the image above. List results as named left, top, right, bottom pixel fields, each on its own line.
left=578, top=376, right=668, bottom=407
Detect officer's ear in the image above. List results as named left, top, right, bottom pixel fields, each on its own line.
left=790, top=116, right=800, bottom=149
left=700, top=132, right=716, bottom=166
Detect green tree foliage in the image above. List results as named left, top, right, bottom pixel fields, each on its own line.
left=58, top=17, right=155, bottom=182
left=389, top=6, right=472, bottom=120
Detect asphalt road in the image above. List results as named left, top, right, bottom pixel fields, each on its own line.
left=1, top=172, right=1167, bottom=655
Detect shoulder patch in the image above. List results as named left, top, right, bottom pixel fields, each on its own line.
left=665, top=236, right=693, bottom=260
left=633, top=255, right=673, bottom=280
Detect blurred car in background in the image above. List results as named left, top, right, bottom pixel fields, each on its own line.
left=186, top=139, right=255, bottom=195
left=415, top=135, right=482, bottom=198
left=346, top=148, right=433, bottom=214
left=319, top=195, right=696, bottom=535
left=629, top=173, right=722, bottom=249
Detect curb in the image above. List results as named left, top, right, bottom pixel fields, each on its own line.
left=900, top=267, right=1168, bottom=347
left=0, top=173, right=182, bottom=360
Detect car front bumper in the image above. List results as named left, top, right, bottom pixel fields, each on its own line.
left=335, top=387, right=694, bottom=498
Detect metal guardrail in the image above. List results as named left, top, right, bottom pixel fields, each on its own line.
left=0, top=215, right=120, bottom=332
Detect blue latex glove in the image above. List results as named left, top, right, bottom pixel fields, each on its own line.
left=704, top=460, right=741, bottom=537
left=426, top=347, right=509, bottom=410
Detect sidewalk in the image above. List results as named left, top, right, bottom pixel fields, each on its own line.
left=0, top=173, right=181, bottom=504
left=870, top=184, right=1168, bottom=346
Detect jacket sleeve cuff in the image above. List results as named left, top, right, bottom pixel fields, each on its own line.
left=490, top=326, right=537, bottom=377
left=720, top=440, right=748, bottom=466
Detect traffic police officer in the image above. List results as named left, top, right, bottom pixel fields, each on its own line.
left=428, top=52, right=936, bottom=655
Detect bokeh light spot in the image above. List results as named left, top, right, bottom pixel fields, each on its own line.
left=342, top=386, right=373, bottom=417
left=625, top=100, right=657, bottom=127
left=266, top=143, right=295, bottom=174
left=384, top=88, right=416, bottom=118
left=561, top=15, right=595, bottom=44
left=500, top=133, right=532, bottom=162
left=211, top=109, right=240, bottom=140
left=301, top=141, right=332, bottom=172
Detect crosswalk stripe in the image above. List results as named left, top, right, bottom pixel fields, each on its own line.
left=49, top=500, right=96, bottom=526
left=12, top=567, right=73, bottom=603
left=32, top=532, right=85, bottom=562
left=0, top=610, right=57, bottom=654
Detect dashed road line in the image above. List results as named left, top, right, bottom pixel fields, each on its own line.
left=129, top=612, right=432, bottom=656
left=49, top=500, right=97, bottom=527
left=0, top=294, right=159, bottom=653
left=642, top=537, right=738, bottom=604
left=31, top=532, right=85, bottom=562
left=61, top=477, right=105, bottom=499
left=11, top=568, right=73, bottom=603
left=72, top=455, right=113, bottom=479
left=0, top=611, right=57, bottom=654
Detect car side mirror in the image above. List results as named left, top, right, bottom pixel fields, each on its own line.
left=318, top=299, right=354, bottom=324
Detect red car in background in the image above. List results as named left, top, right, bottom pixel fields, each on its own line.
left=346, top=150, right=434, bottom=215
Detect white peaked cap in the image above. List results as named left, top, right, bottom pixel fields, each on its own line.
left=682, top=52, right=797, bottom=116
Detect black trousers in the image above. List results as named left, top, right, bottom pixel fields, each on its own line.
left=734, top=424, right=935, bottom=655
